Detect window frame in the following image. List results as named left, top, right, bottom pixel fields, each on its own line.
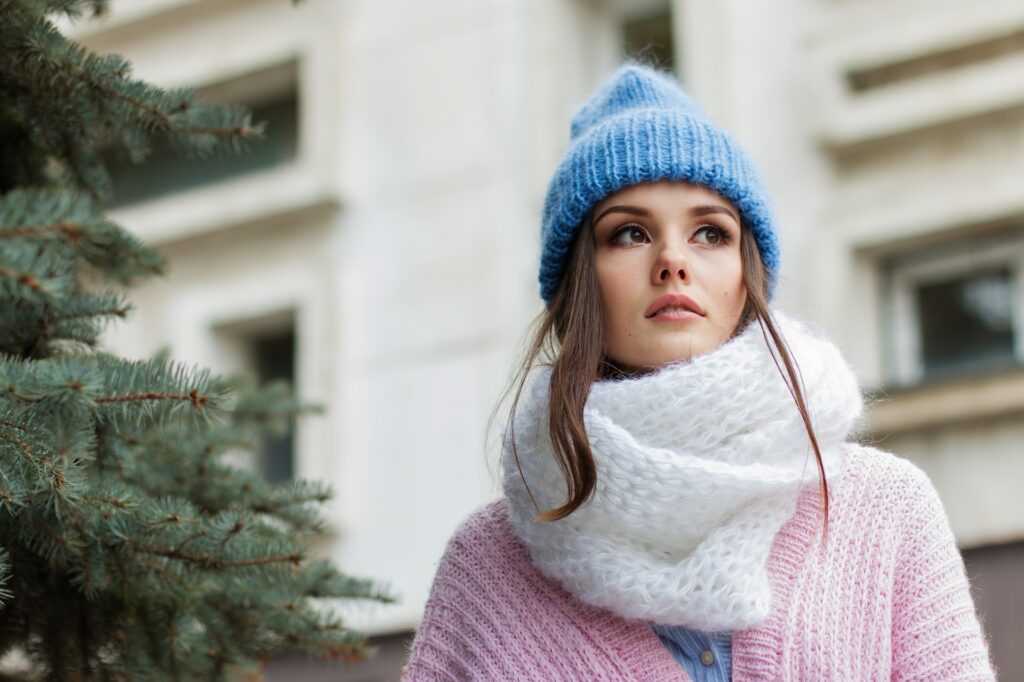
left=885, top=229, right=1024, bottom=387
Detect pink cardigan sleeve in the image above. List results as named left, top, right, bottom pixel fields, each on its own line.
left=890, top=467, right=997, bottom=681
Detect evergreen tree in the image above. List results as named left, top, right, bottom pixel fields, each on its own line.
left=0, top=1, right=394, bottom=679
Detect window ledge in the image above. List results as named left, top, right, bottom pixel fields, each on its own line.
left=864, top=366, right=1024, bottom=435
left=108, top=162, right=339, bottom=246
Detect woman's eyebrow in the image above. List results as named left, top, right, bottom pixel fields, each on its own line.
left=691, top=205, right=740, bottom=224
left=593, top=204, right=740, bottom=227
left=592, top=205, right=651, bottom=226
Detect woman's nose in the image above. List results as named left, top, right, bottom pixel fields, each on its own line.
left=653, top=244, right=689, bottom=283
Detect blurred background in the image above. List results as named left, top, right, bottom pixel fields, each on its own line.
left=66, top=0, right=1024, bottom=678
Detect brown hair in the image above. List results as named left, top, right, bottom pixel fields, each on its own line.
left=497, top=213, right=830, bottom=530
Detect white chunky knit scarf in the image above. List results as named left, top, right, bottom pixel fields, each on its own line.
left=501, top=311, right=864, bottom=631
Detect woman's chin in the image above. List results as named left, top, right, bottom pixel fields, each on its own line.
left=606, top=351, right=697, bottom=377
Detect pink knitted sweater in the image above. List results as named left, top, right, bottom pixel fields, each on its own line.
left=403, top=444, right=996, bottom=680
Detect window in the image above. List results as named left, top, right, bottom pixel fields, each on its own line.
left=619, top=2, right=676, bottom=72
left=883, top=227, right=1024, bottom=387
left=213, top=310, right=298, bottom=484
left=106, top=61, right=299, bottom=206
left=251, top=326, right=296, bottom=484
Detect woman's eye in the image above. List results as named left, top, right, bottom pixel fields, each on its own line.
left=611, top=225, right=647, bottom=245
left=694, top=225, right=727, bottom=245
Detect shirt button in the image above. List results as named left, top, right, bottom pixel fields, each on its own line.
left=700, top=649, right=715, bottom=666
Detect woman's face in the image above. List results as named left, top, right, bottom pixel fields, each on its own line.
left=591, top=179, right=747, bottom=372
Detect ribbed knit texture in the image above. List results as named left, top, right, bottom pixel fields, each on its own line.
left=538, top=63, right=780, bottom=303
left=403, top=444, right=996, bottom=681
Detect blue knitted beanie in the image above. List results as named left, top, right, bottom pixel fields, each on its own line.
left=538, top=63, right=780, bottom=304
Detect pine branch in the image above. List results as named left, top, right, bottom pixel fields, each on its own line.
left=0, top=267, right=46, bottom=296
left=2, top=6, right=262, bottom=200
left=0, top=221, right=83, bottom=241
left=0, top=188, right=165, bottom=284
left=23, top=18, right=263, bottom=149
left=90, top=353, right=229, bottom=429
left=0, top=547, right=12, bottom=607
left=0, top=293, right=133, bottom=356
left=131, top=543, right=303, bottom=570
left=10, top=1, right=109, bottom=19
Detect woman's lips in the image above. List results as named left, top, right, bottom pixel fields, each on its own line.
left=648, top=308, right=702, bottom=322
left=645, top=293, right=705, bottom=318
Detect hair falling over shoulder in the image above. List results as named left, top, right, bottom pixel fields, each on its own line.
left=494, top=219, right=831, bottom=534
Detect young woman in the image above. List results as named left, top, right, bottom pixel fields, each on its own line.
left=402, top=64, right=995, bottom=681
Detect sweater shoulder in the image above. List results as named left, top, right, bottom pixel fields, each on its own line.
left=452, top=497, right=512, bottom=538
left=842, top=441, right=938, bottom=499
left=441, top=497, right=519, bottom=562
left=429, top=497, right=545, bottom=596
left=838, top=441, right=948, bottom=528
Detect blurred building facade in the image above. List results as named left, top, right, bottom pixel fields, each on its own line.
left=72, top=0, right=1023, bottom=678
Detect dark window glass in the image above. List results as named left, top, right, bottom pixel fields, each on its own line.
left=622, top=10, right=675, bottom=72
left=252, top=328, right=295, bottom=484
left=107, top=92, right=298, bottom=206
left=916, top=267, right=1016, bottom=380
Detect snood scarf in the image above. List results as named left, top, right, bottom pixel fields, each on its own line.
left=501, top=311, right=864, bottom=630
